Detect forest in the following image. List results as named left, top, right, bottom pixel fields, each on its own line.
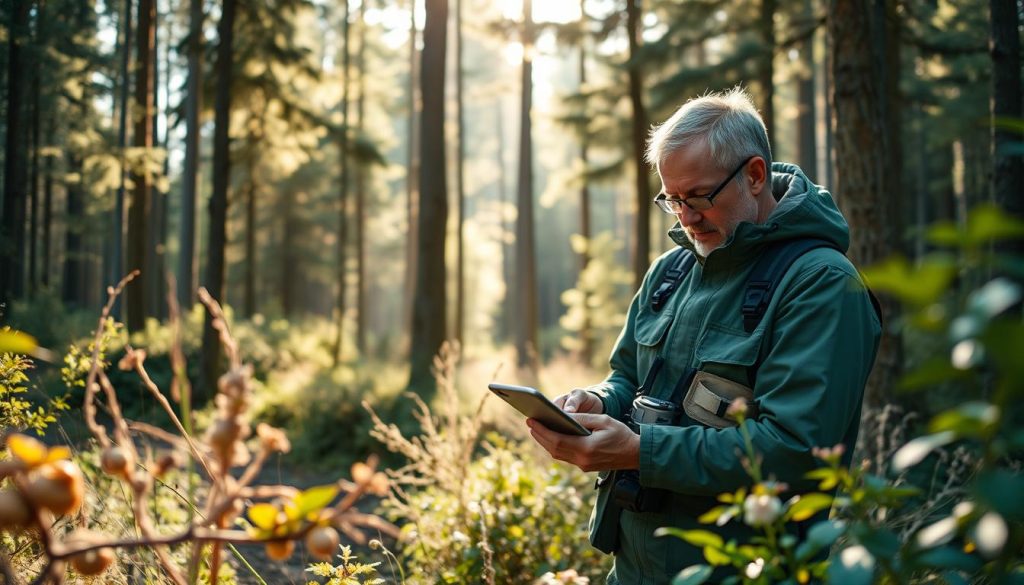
left=0, top=0, right=1022, bottom=583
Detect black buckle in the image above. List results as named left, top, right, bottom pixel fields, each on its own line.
left=741, top=281, right=771, bottom=315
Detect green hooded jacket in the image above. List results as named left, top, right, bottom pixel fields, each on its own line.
left=587, top=163, right=881, bottom=584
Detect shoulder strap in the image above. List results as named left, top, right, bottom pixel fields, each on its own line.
left=650, top=248, right=697, bottom=312
left=742, top=238, right=884, bottom=332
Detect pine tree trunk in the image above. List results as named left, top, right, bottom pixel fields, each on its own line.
left=758, top=0, right=776, bottom=147
left=28, top=66, right=41, bottom=297
left=626, top=0, right=650, bottom=291
left=453, top=0, right=466, bottom=347
left=828, top=0, right=902, bottom=408
left=243, top=172, right=256, bottom=318
left=42, top=118, right=55, bottom=288
left=280, top=194, right=296, bottom=316
left=404, top=0, right=420, bottom=351
left=796, top=0, right=816, bottom=174
left=146, top=0, right=166, bottom=319
left=63, top=150, right=86, bottom=307
left=497, top=97, right=512, bottom=342
left=200, top=0, right=238, bottom=401
left=179, top=0, right=203, bottom=308
left=356, top=0, right=369, bottom=356
left=514, top=0, right=538, bottom=373
left=578, top=0, right=593, bottom=364
left=407, top=0, right=449, bottom=396
left=1, top=0, right=30, bottom=307
left=332, top=0, right=352, bottom=365
left=112, top=0, right=132, bottom=314
left=126, top=0, right=155, bottom=331
left=989, top=0, right=1023, bottom=231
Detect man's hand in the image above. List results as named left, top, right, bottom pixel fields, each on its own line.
left=527, top=414, right=639, bottom=472
left=553, top=389, right=604, bottom=414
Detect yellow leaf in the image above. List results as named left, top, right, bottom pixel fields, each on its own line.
left=45, top=446, right=72, bottom=463
left=247, top=503, right=279, bottom=531
left=7, top=434, right=48, bottom=467
left=704, top=545, right=731, bottom=566
left=0, top=330, right=38, bottom=355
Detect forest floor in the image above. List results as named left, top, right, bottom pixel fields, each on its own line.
left=228, top=463, right=399, bottom=585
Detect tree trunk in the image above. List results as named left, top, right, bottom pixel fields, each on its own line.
left=796, top=0, right=816, bottom=174
left=243, top=173, right=256, bottom=318
left=146, top=0, right=166, bottom=319
left=453, top=0, right=466, bottom=347
left=404, top=0, right=420, bottom=351
left=199, top=0, right=238, bottom=402
left=828, top=0, right=902, bottom=408
left=356, top=0, right=369, bottom=356
left=578, top=0, right=593, bottom=364
left=126, top=0, right=155, bottom=331
left=28, top=66, right=41, bottom=297
left=112, top=0, right=132, bottom=316
left=626, top=0, right=650, bottom=291
left=179, top=0, right=203, bottom=308
left=42, top=118, right=55, bottom=288
left=989, top=0, right=1022, bottom=233
left=497, top=97, right=512, bottom=343
left=331, top=0, right=352, bottom=366
left=407, top=0, right=449, bottom=396
left=514, top=0, right=538, bottom=373
left=758, top=0, right=776, bottom=147
left=1, top=0, right=30, bottom=307
left=280, top=193, right=296, bottom=316
left=62, top=151, right=86, bottom=307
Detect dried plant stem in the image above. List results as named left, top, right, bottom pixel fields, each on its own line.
left=126, top=421, right=193, bottom=452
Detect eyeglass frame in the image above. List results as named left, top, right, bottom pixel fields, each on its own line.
left=653, top=155, right=755, bottom=214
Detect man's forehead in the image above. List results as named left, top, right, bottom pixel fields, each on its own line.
left=658, top=141, right=719, bottom=187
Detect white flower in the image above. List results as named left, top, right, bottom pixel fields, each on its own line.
left=974, top=512, right=1008, bottom=557
left=916, top=516, right=958, bottom=549
left=743, top=494, right=782, bottom=527
left=745, top=558, right=765, bottom=579
left=452, top=530, right=470, bottom=544
left=839, top=545, right=875, bottom=570
left=891, top=431, right=956, bottom=472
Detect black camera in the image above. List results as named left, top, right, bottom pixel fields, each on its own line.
left=611, top=396, right=681, bottom=513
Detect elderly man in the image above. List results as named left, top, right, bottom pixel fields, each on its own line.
left=527, top=88, right=881, bottom=583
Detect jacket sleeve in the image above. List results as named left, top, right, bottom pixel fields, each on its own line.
left=637, top=262, right=882, bottom=495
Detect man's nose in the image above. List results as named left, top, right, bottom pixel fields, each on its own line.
left=675, top=206, right=702, bottom=226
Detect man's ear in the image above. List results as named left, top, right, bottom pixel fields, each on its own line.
left=748, top=157, right=768, bottom=196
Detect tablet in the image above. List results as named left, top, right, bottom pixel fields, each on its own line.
left=487, top=383, right=591, bottom=436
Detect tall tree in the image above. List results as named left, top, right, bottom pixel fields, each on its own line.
left=758, top=0, right=776, bottom=146
left=112, top=0, right=132, bottom=314
left=1, top=0, right=30, bottom=308
left=828, top=0, right=902, bottom=407
left=514, top=0, right=538, bottom=372
left=989, top=0, right=1022, bottom=225
left=200, top=0, right=238, bottom=400
left=403, top=0, right=420, bottom=348
left=126, top=0, right=156, bottom=331
left=626, top=0, right=650, bottom=291
left=178, top=0, right=203, bottom=308
left=407, top=0, right=448, bottom=395
left=577, top=0, right=594, bottom=363
left=332, top=0, right=352, bottom=365
left=453, top=0, right=466, bottom=346
left=796, top=0, right=817, bottom=174
left=355, top=0, right=369, bottom=356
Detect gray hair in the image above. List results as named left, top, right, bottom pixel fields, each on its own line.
left=645, top=87, right=772, bottom=183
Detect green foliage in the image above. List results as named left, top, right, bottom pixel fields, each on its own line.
left=661, top=204, right=1024, bottom=584
left=305, top=545, right=386, bottom=585
left=0, top=326, right=70, bottom=437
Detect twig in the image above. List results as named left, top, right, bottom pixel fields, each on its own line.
left=0, top=551, right=23, bottom=585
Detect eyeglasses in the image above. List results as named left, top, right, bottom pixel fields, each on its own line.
left=653, top=156, right=754, bottom=213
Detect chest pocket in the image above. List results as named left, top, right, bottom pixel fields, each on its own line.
left=634, top=304, right=675, bottom=347
left=695, top=325, right=765, bottom=387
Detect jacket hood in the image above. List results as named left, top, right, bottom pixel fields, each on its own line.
left=667, top=162, right=850, bottom=267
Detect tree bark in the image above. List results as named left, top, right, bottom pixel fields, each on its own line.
left=578, top=0, right=593, bottom=364
left=828, top=0, right=902, bottom=408
left=28, top=65, right=41, bottom=297
left=407, top=0, right=449, bottom=396
left=453, top=0, right=466, bottom=347
left=513, top=0, right=538, bottom=373
left=796, top=0, right=817, bottom=175
left=758, top=0, right=777, bottom=147
left=200, top=0, right=238, bottom=401
left=356, top=0, right=369, bottom=356
left=989, top=0, right=1022, bottom=233
left=331, top=0, right=352, bottom=365
left=179, top=0, right=203, bottom=308
left=126, top=0, right=156, bottom=331
left=112, top=0, right=132, bottom=317
left=42, top=118, right=55, bottom=288
left=626, top=0, right=650, bottom=291
left=1, top=0, right=30, bottom=307
left=404, top=0, right=420, bottom=351
left=243, top=173, right=256, bottom=318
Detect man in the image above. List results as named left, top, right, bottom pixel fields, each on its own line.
left=527, top=88, right=881, bottom=584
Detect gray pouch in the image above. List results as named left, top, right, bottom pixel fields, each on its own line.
left=588, top=470, right=621, bottom=554
left=682, top=370, right=756, bottom=429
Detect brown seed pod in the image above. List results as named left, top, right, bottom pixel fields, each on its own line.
left=265, top=539, right=295, bottom=561
left=100, top=446, right=132, bottom=477
left=26, top=460, right=85, bottom=516
left=305, top=526, right=340, bottom=560
left=66, top=528, right=115, bottom=576
left=0, top=489, right=31, bottom=530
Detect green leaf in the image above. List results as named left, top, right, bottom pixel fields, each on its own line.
left=927, top=204, right=1024, bottom=247
left=914, top=547, right=983, bottom=572
left=672, top=565, right=713, bottom=585
left=786, top=493, right=833, bottom=522
left=974, top=470, right=1024, bottom=521
left=703, top=545, right=731, bottom=566
left=796, top=520, right=846, bottom=562
left=929, top=402, right=999, bottom=437
left=293, top=485, right=339, bottom=520
left=860, top=255, right=957, bottom=307
left=897, top=357, right=971, bottom=393
left=853, top=526, right=900, bottom=560
left=654, top=528, right=724, bottom=549
left=0, top=330, right=38, bottom=355
left=697, top=506, right=729, bottom=524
